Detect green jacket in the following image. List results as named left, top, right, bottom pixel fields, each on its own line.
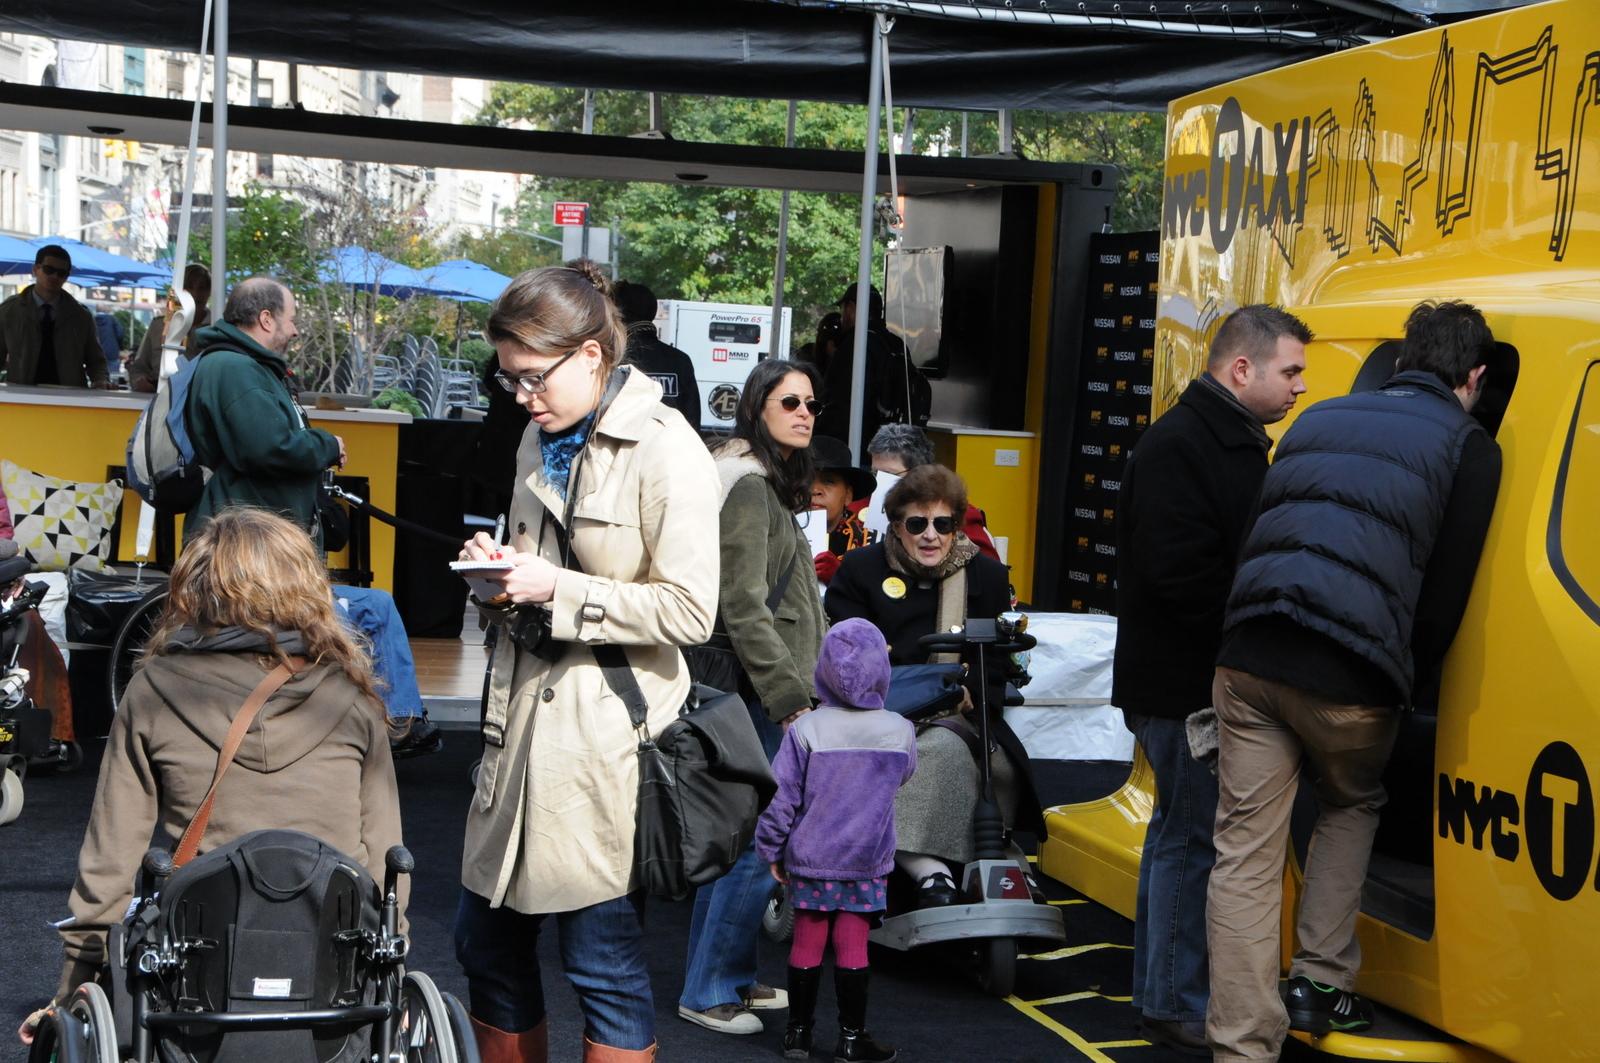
left=183, top=321, right=340, bottom=542
left=713, top=439, right=826, bottom=723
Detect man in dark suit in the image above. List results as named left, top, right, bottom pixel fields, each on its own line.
left=1113, top=305, right=1311, bottom=1055
left=0, top=245, right=108, bottom=388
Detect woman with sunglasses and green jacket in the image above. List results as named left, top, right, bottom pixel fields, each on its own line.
left=825, top=463, right=1046, bottom=911
left=677, top=357, right=828, bottom=1037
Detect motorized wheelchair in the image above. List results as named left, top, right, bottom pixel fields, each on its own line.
left=27, top=829, right=479, bottom=1063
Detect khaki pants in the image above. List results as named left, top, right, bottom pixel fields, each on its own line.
left=1205, top=667, right=1400, bottom=1062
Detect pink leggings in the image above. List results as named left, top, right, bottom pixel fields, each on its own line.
left=790, top=909, right=871, bottom=969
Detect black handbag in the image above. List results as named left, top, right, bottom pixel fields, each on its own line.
left=687, top=550, right=798, bottom=695
left=597, top=657, right=777, bottom=900
left=884, top=662, right=968, bottom=720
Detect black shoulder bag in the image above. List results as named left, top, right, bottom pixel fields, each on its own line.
left=687, top=548, right=798, bottom=696
left=540, top=375, right=778, bottom=900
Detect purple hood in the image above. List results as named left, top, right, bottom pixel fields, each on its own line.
left=815, top=618, right=891, bottom=711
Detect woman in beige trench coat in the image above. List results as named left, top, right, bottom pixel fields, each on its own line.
left=455, top=262, right=720, bottom=1063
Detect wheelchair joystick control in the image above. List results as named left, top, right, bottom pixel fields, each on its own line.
left=384, top=846, right=415, bottom=875
left=143, top=848, right=176, bottom=879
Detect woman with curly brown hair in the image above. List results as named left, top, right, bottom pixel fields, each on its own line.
left=20, top=507, right=402, bottom=1046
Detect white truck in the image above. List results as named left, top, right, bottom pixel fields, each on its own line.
left=654, top=300, right=793, bottom=430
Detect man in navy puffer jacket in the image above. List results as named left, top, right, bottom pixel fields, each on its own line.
left=1205, top=302, right=1502, bottom=1062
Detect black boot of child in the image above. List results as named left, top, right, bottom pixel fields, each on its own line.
left=784, top=965, right=823, bottom=1059
left=832, top=967, right=896, bottom=1063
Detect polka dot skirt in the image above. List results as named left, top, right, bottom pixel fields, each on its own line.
left=788, top=875, right=887, bottom=914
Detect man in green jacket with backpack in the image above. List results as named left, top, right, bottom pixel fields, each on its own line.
left=182, top=276, right=439, bottom=758
left=184, top=276, right=344, bottom=544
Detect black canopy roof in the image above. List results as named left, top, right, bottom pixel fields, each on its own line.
left=0, top=0, right=1516, bottom=112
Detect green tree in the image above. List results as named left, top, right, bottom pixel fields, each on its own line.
left=474, top=88, right=1166, bottom=351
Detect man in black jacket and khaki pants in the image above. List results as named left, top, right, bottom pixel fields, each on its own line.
left=1207, top=302, right=1502, bottom=1062
left=1112, top=305, right=1311, bottom=1055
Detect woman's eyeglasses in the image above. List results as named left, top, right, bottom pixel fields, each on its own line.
left=494, top=348, right=578, bottom=394
left=776, top=395, right=824, bottom=416
left=901, top=515, right=956, bottom=536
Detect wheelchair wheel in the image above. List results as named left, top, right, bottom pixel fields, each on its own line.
left=66, top=984, right=117, bottom=1063
left=27, top=1007, right=89, bottom=1063
left=976, top=936, right=1017, bottom=999
left=0, top=766, right=22, bottom=826
left=108, top=588, right=168, bottom=718
left=441, top=989, right=481, bottom=1063
left=398, top=971, right=460, bottom=1063
left=761, top=881, right=794, bottom=943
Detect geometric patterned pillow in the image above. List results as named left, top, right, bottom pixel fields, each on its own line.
left=1, top=459, right=123, bottom=571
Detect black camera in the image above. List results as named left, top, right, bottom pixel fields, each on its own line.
left=510, top=606, right=564, bottom=663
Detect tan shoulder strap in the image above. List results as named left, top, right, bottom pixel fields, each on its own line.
left=930, top=566, right=968, bottom=665
left=173, top=656, right=305, bottom=866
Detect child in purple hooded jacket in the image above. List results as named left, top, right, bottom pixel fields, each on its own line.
left=756, top=617, right=916, bottom=1063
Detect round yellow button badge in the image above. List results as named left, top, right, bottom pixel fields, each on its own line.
left=882, top=576, right=907, bottom=599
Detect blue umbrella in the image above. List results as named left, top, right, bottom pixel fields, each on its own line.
left=428, top=259, right=514, bottom=303
left=26, top=236, right=167, bottom=288
left=0, top=234, right=120, bottom=287
left=324, top=247, right=468, bottom=299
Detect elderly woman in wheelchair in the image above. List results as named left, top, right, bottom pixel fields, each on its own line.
left=18, top=509, right=470, bottom=1062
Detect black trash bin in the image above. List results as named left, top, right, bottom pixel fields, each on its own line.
left=65, top=568, right=168, bottom=738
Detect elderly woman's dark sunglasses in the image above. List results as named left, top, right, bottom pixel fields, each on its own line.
left=776, top=394, right=824, bottom=416
left=901, top=515, right=956, bottom=535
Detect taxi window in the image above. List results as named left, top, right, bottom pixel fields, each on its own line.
left=1350, top=341, right=1519, bottom=438
left=1551, top=361, right=1600, bottom=624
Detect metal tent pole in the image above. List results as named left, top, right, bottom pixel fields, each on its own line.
left=211, top=0, right=228, bottom=301
left=848, top=16, right=886, bottom=464
left=770, top=99, right=797, bottom=362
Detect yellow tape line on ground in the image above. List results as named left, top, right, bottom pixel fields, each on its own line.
left=1005, top=995, right=1151, bottom=1063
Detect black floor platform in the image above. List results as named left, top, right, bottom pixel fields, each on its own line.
left=3, top=738, right=1334, bottom=1062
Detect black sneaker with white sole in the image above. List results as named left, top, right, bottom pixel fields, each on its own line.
left=1285, top=976, right=1375, bottom=1034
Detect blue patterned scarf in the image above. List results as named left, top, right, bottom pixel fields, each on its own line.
left=539, top=413, right=596, bottom=500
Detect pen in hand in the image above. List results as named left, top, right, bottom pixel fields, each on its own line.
left=492, top=513, right=507, bottom=560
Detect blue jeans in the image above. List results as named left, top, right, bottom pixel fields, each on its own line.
left=1126, top=710, right=1218, bottom=1023
left=679, top=699, right=783, bottom=1012
left=454, top=888, right=655, bottom=1050
left=332, top=585, right=422, bottom=719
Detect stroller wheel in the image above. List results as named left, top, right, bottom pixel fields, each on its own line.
left=54, top=741, right=84, bottom=774
left=761, top=881, right=795, bottom=943
left=469, top=758, right=482, bottom=789
left=67, top=983, right=118, bottom=1063
left=399, top=970, right=461, bottom=1063
left=976, top=937, right=1017, bottom=999
left=0, top=767, right=23, bottom=827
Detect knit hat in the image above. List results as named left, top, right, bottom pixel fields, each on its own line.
left=814, top=617, right=892, bottom=711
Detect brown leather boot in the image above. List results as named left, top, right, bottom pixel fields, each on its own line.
left=470, top=1016, right=549, bottom=1063
left=581, top=1038, right=658, bottom=1062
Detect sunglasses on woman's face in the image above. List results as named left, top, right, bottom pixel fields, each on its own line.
left=775, top=394, right=823, bottom=417
left=901, top=515, right=956, bottom=536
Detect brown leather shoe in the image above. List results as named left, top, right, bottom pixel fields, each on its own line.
left=582, top=1038, right=658, bottom=1062
left=470, top=1016, right=549, bottom=1063
left=1138, top=1016, right=1210, bottom=1057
